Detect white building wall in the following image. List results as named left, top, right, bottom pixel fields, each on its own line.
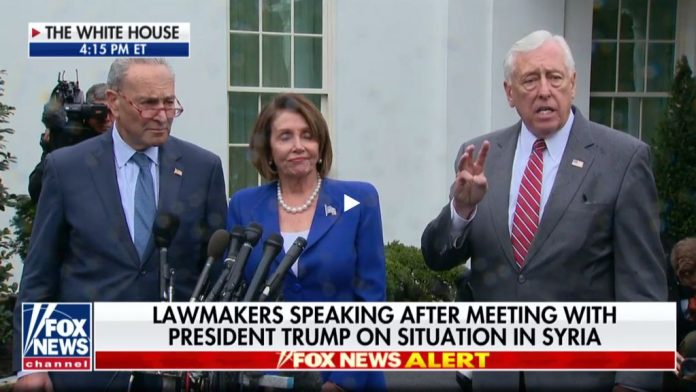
left=332, top=0, right=450, bottom=246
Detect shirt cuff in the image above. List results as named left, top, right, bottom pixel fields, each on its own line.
left=449, top=199, right=475, bottom=247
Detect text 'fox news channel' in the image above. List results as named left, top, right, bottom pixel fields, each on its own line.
left=22, top=302, right=675, bottom=372
left=27, top=23, right=190, bottom=57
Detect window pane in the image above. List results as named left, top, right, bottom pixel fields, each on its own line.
left=229, top=147, right=259, bottom=196
left=619, top=0, right=648, bottom=39
left=618, top=42, right=645, bottom=92
left=642, top=97, right=667, bottom=143
left=649, top=0, right=677, bottom=40
left=295, top=0, right=322, bottom=34
left=262, top=35, right=290, bottom=87
left=229, top=92, right=259, bottom=144
left=593, top=0, right=619, bottom=39
left=614, top=97, right=627, bottom=131
left=304, top=94, right=321, bottom=110
left=647, top=43, right=675, bottom=92
left=261, top=93, right=276, bottom=108
left=259, top=93, right=321, bottom=111
left=230, top=33, right=259, bottom=86
left=262, top=0, right=291, bottom=32
left=295, top=36, right=322, bottom=88
left=590, top=97, right=612, bottom=127
left=591, top=42, right=617, bottom=92
left=230, top=0, right=259, bottom=31
left=614, top=97, right=641, bottom=138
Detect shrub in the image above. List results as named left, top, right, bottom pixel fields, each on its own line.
left=0, top=70, right=19, bottom=345
left=385, top=240, right=463, bottom=302
left=653, top=55, right=696, bottom=245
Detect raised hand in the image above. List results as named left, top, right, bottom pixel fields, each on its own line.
left=452, top=141, right=490, bottom=218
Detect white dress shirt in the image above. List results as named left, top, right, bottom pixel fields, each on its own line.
left=450, top=110, right=575, bottom=241
left=112, top=126, right=160, bottom=244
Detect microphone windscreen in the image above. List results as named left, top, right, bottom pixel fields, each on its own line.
left=228, top=226, right=246, bottom=253
left=153, top=212, right=180, bottom=248
left=265, top=233, right=284, bottom=249
left=208, top=229, right=232, bottom=259
left=293, top=236, right=308, bottom=249
left=244, top=222, right=263, bottom=246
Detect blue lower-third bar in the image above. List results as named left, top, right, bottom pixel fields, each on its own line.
left=29, top=42, right=189, bottom=57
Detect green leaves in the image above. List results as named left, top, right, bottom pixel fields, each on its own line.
left=653, top=56, right=696, bottom=243
left=385, top=241, right=463, bottom=302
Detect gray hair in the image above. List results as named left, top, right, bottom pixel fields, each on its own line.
left=106, top=58, right=174, bottom=91
left=503, top=30, right=575, bottom=82
left=85, top=83, right=107, bottom=103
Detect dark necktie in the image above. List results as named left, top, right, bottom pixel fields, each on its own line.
left=131, top=152, right=156, bottom=261
left=511, top=138, right=546, bottom=268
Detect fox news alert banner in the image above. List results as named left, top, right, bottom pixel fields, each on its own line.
left=19, top=302, right=676, bottom=373
left=28, top=23, right=190, bottom=57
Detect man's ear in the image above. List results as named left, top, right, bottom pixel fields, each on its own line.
left=503, top=81, right=515, bottom=108
left=106, top=89, right=119, bottom=118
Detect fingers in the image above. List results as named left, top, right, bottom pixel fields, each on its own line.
left=457, top=145, right=474, bottom=173
left=458, top=142, right=490, bottom=175
left=474, top=141, right=490, bottom=173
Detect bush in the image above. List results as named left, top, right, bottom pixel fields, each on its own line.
left=0, top=70, right=19, bottom=346
left=10, top=195, right=34, bottom=260
left=653, top=55, right=696, bottom=245
left=385, top=240, right=463, bottom=301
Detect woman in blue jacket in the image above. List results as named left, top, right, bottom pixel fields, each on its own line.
left=228, top=93, right=387, bottom=392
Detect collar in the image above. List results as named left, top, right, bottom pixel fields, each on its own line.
left=519, top=109, right=574, bottom=164
left=112, top=125, right=159, bottom=168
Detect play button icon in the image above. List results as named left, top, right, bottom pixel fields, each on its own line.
left=344, top=194, right=360, bottom=212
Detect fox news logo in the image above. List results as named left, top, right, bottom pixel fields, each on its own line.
left=22, top=303, right=92, bottom=371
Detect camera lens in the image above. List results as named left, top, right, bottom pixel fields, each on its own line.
left=682, top=358, right=696, bottom=378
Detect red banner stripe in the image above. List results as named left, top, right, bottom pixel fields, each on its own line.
left=95, top=351, right=674, bottom=370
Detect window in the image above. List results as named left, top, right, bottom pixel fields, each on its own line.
left=228, top=0, right=328, bottom=195
left=589, top=0, right=678, bottom=143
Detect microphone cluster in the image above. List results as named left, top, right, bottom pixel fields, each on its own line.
left=145, top=216, right=307, bottom=391
left=184, top=222, right=307, bottom=303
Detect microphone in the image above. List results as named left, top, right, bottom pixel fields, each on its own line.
left=242, top=234, right=284, bottom=301
left=219, top=223, right=263, bottom=301
left=258, top=237, right=307, bottom=302
left=152, top=212, right=180, bottom=301
left=189, top=229, right=231, bottom=302
left=204, top=226, right=245, bottom=302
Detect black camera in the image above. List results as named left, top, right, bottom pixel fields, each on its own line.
left=683, top=358, right=696, bottom=378
left=41, top=71, right=107, bottom=152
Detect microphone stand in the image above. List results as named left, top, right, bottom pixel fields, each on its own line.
left=130, top=252, right=185, bottom=391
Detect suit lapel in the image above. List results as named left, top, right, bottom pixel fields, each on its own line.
left=250, top=184, right=282, bottom=245
left=306, top=179, right=340, bottom=253
left=142, top=139, right=184, bottom=263
left=249, top=181, right=339, bottom=264
left=485, top=125, right=520, bottom=269
left=525, top=110, right=595, bottom=266
left=157, top=140, right=183, bottom=218
left=87, top=132, right=141, bottom=266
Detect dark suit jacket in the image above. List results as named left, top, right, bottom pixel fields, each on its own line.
left=13, top=131, right=227, bottom=391
left=228, top=178, right=387, bottom=391
left=422, top=108, right=667, bottom=391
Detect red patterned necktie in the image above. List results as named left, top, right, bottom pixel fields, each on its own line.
left=511, top=138, right=546, bottom=268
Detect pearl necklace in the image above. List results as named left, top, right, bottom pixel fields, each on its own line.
left=277, top=175, right=322, bottom=214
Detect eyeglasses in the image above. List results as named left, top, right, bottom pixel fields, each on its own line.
left=118, top=92, right=184, bottom=119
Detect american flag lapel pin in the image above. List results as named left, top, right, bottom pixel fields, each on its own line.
left=324, top=204, right=337, bottom=216
left=174, top=168, right=183, bottom=176
left=571, top=159, right=584, bottom=168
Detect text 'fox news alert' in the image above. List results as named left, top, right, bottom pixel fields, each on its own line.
left=22, top=303, right=92, bottom=372
left=27, top=23, right=190, bottom=57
